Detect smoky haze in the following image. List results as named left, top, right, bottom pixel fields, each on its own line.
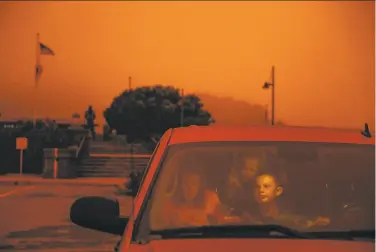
left=0, top=1, right=374, bottom=130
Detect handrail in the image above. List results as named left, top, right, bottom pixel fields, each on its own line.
left=76, top=135, right=87, bottom=159
left=150, top=136, right=158, bottom=144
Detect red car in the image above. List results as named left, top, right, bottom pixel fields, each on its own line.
left=70, top=125, right=375, bottom=252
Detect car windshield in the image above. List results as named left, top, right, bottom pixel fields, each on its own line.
left=146, top=141, right=374, bottom=235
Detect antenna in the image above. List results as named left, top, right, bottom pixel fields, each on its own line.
left=361, top=123, right=372, bottom=138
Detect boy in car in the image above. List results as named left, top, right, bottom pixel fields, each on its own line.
left=223, top=156, right=262, bottom=213
left=242, top=171, right=330, bottom=229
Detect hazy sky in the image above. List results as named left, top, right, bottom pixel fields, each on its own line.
left=0, top=1, right=374, bottom=129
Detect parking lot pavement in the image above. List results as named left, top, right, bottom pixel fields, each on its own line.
left=0, top=184, right=133, bottom=251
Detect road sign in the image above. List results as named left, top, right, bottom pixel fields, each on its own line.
left=16, top=137, right=28, bottom=175
left=16, top=137, right=28, bottom=150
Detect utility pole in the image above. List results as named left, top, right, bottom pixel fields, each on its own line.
left=180, top=88, right=184, bottom=127
left=128, top=76, right=132, bottom=90
left=264, top=104, right=269, bottom=125
left=262, top=65, right=275, bottom=125
left=128, top=76, right=133, bottom=176
left=271, top=66, right=275, bottom=126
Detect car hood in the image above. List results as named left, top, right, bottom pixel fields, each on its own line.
left=129, top=238, right=373, bottom=252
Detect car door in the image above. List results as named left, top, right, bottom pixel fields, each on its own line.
left=118, top=129, right=172, bottom=252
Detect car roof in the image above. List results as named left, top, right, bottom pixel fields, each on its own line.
left=168, top=125, right=375, bottom=145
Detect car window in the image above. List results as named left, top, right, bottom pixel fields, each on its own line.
left=144, top=141, right=374, bottom=234
left=135, top=142, right=161, bottom=197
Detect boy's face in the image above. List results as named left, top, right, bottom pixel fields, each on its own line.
left=254, top=174, right=283, bottom=204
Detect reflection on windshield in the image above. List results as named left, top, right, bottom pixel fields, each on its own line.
left=149, top=142, right=375, bottom=233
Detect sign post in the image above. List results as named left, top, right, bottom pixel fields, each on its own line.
left=53, top=148, right=58, bottom=179
left=16, top=137, right=28, bottom=175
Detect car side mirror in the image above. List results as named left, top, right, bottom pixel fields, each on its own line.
left=70, top=196, right=128, bottom=236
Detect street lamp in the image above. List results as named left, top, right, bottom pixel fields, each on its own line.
left=262, top=66, right=275, bottom=125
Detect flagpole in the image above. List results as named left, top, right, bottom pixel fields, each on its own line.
left=33, top=33, right=40, bottom=127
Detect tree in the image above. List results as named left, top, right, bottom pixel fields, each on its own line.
left=103, top=85, right=214, bottom=142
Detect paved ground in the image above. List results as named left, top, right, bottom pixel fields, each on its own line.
left=0, top=183, right=133, bottom=252
left=0, top=174, right=127, bottom=187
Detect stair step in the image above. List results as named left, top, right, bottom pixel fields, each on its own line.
left=76, top=168, right=142, bottom=175
left=79, top=159, right=148, bottom=163
left=77, top=173, right=134, bottom=177
left=89, top=144, right=149, bottom=152
left=84, top=155, right=149, bottom=158
left=78, top=166, right=145, bottom=171
left=81, top=159, right=149, bottom=164
left=80, top=162, right=148, bottom=167
left=79, top=165, right=147, bottom=169
left=77, top=174, right=128, bottom=178
left=77, top=171, right=134, bottom=176
left=78, top=165, right=141, bottom=167
left=82, top=157, right=148, bottom=160
left=77, top=173, right=128, bottom=177
left=89, top=153, right=151, bottom=158
left=82, top=156, right=150, bottom=160
left=78, top=162, right=147, bottom=167
left=78, top=169, right=137, bottom=173
left=79, top=167, right=146, bottom=172
left=78, top=167, right=141, bottom=172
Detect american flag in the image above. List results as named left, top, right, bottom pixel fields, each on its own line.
left=39, top=42, right=55, bottom=55
left=35, top=64, right=43, bottom=83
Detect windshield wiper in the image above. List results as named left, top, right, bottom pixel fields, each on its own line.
left=306, top=230, right=375, bottom=241
left=149, top=224, right=313, bottom=240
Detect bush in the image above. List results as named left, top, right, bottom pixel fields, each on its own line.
left=0, top=119, right=74, bottom=174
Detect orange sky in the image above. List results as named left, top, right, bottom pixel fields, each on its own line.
left=0, top=1, right=374, bottom=129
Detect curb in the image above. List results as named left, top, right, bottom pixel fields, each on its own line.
left=0, top=178, right=128, bottom=187
left=114, top=186, right=133, bottom=197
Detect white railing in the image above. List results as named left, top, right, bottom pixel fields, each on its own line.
left=76, top=136, right=87, bottom=158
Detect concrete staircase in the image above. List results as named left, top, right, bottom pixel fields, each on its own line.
left=76, top=138, right=152, bottom=178
left=77, top=154, right=150, bottom=177
left=89, top=138, right=149, bottom=154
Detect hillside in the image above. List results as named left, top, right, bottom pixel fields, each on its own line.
left=0, top=83, right=268, bottom=128
left=197, top=93, right=268, bottom=126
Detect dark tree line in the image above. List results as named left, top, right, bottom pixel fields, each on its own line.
left=104, top=85, right=214, bottom=142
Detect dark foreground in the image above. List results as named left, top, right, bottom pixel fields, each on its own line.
left=0, top=183, right=132, bottom=251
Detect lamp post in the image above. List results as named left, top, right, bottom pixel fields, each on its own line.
left=262, top=66, right=275, bottom=125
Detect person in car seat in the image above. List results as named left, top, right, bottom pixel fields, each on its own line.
left=164, top=166, right=221, bottom=227
left=242, top=171, right=331, bottom=229
left=222, top=156, right=263, bottom=216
